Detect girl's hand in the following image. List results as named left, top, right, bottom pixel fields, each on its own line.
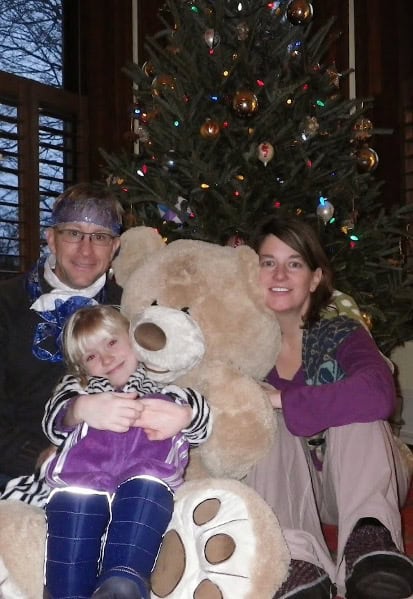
left=69, top=392, right=141, bottom=432
left=134, top=398, right=192, bottom=441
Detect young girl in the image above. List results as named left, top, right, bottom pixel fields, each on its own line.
left=43, top=305, right=211, bottom=599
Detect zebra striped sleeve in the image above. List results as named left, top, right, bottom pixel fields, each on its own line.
left=42, top=374, right=84, bottom=446
left=0, top=458, right=52, bottom=508
left=162, top=385, right=212, bottom=447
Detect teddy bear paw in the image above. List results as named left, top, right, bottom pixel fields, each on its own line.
left=150, top=479, right=290, bottom=599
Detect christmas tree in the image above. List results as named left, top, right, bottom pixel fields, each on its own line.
left=102, top=0, right=413, bottom=355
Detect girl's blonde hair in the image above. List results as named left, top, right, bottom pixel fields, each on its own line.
left=63, top=305, right=129, bottom=384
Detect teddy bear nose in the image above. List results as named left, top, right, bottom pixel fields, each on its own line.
left=134, top=322, right=167, bottom=351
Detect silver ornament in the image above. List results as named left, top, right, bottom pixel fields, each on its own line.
left=316, top=199, right=334, bottom=224
left=204, top=28, right=220, bottom=49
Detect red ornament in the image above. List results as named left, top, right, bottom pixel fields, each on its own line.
left=226, top=234, right=246, bottom=247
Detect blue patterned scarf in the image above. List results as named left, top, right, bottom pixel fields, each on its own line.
left=302, top=316, right=361, bottom=463
left=303, top=316, right=361, bottom=386
left=26, top=256, right=107, bottom=363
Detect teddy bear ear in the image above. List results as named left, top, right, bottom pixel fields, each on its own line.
left=112, top=226, right=165, bottom=287
left=235, top=244, right=260, bottom=281
left=233, top=244, right=269, bottom=306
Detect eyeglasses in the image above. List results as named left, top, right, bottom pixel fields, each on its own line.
left=55, top=228, right=117, bottom=247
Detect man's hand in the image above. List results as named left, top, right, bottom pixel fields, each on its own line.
left=69, top=392, right=142, bottom=432
left=35, top=444, right=56, bottom=469
left=134, top=398, right=192, bottom=441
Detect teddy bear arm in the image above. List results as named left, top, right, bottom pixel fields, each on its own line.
left=197, top=371, right=276, bottom=480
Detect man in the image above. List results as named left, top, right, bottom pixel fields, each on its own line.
left=0, top=182, right=123, bottom=489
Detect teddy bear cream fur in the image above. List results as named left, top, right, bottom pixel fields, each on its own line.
left=115, top=227, right=290, bottom=597
left=0, top=226, right=290, bottom=599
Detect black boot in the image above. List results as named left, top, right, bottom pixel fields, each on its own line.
left=92, top=476, right=174, bottom=599
left=345, top=518, right=413, bottom=599
left=273, top=559, right=334, bottom=598
left=44, top=487, right=110, bottom=599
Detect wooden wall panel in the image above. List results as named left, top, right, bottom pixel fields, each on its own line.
left=75, top=0, right=134, bottom=180
left=137, top=0, right=164, bottom=61
left=313, top=0, right=349, bottom=72
left=353, top=0, right=401, bottom=207
left=353, top=0, right=413, bottom=208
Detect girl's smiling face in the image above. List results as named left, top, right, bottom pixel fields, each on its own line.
left=81, top=328, right=138, bottom=388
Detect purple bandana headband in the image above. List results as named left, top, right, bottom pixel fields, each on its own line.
left=51, top=196, right=122, bottom=235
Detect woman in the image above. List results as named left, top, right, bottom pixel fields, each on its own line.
left=246, top=215, right=413, bottom=599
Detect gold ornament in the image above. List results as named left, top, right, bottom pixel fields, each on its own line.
left=353, top=117, right=373, bottom=142
left=287, top=40, right=303, bottom=60
left=362, top=312, right=373, bottom=330
left=286, top=0, right=314, bottom=25
left=232, top=90, right=259, bottom=117
left=356, top=146, right=379, bottom=173
left=124, top=211, right=139, bottom=229
left=106, top=175, right=125, bottom=187
left=326, top=63, right=340, bottom=89
left=135, top=125, right=149, bottom=142
left=300, top=116, right=319, bottom=141
left=341, top=218, right=355, bottom=234
left=200, top=118, right=221, bottom=139
left=140, top=110, right=158, bottom=125
left=162, top=150, right=177, bottom=171
left=142, top=60, right=155, bottom=78
left=236, top=22, right=249, bottom=41
left=151, top=74, right=176, bottom=97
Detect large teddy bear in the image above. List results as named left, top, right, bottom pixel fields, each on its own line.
left=0, top=227, right=290, bottom=599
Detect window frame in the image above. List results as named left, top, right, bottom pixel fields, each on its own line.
left=0, top=69, right=88, bottom=274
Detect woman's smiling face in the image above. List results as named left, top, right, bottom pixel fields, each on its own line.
left=258, top=234, right=322, bottom=319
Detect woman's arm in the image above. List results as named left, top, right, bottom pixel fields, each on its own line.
left=281, top=327, right=396, bottom=437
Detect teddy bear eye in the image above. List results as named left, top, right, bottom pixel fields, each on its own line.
left=151, top=300, right=158, bottom=306
left=181, top=307, right=190, bottom=314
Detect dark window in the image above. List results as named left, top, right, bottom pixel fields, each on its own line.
left=0, top=0, right=63, bottom=87
left=0, top=0, right=87, bottom=275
